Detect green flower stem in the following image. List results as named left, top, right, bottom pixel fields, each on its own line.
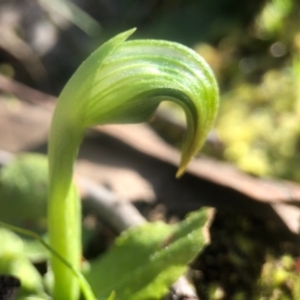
left=48, top=123, right=83, bottom=300
left=48, top=28, right=218, bottom=300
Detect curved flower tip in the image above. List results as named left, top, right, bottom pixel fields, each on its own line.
left=53, top=28, right=219, bottom=181
left=102, top=32, right=219, bottom=177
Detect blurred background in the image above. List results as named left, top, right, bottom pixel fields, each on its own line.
left=1, top=0, right=300, bottom=299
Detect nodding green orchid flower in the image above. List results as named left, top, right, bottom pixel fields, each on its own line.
left=48, top=28, right=218, bottom=300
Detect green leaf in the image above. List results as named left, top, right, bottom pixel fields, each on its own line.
left=106, top=291, right=116, bottom=300
left=0, top=154, right=48, bottom=233
left=0, top=227, right=24, bottom=255
left=86, top=208, right=210, bottom=300
left=0, top=228, right=45, bottom=298
left=0, top=221, right=97, bottom=300
left=22, top=235, right=49, bottom=262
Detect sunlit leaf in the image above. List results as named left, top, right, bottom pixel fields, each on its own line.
left=86, top=208, right=210, bottom=300
left=0, top=228, right=46, bottom=298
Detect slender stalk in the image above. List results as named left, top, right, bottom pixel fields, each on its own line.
left=48, top=122, right=83, bottom=300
